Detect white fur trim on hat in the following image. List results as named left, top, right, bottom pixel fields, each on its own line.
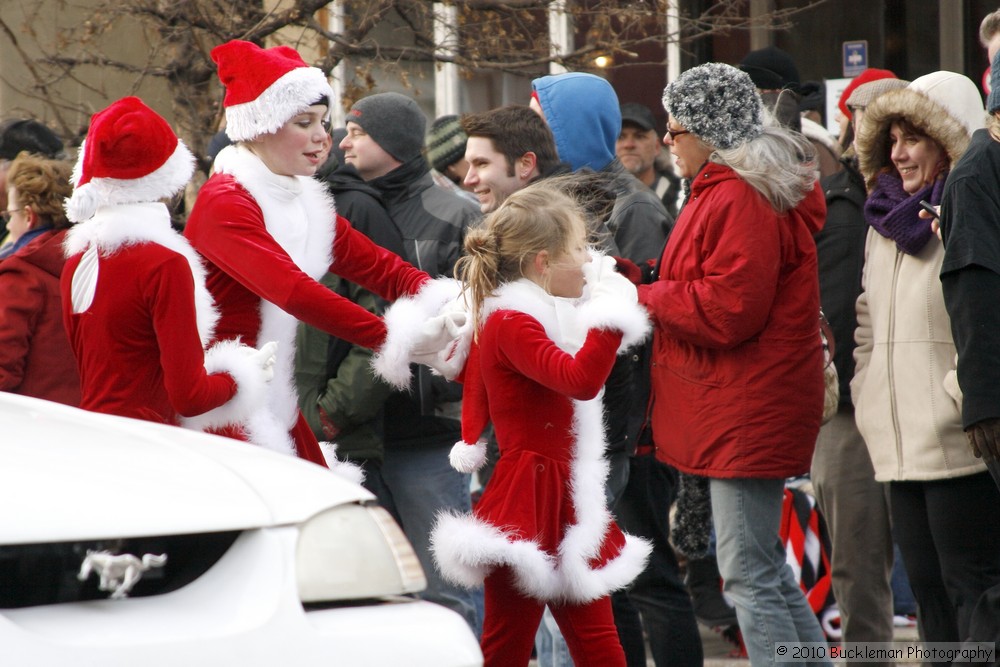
left=224, top=67, right=334, bottom=142
left=372, top=276, right=464, bottom=389
left=449, top=440, right=487, bottom=473
left=65, top=139, right=195, bottom=223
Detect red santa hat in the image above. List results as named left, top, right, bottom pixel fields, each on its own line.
left=65, top=96, right=195, bottom=223
left=211, top=39, right=334, bottom=142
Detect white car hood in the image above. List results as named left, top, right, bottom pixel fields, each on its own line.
left=0, top=394, right=372, bottom=544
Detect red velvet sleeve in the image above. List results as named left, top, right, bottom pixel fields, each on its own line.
left=330, top=215, right=430, bottom=300
left=492, top=312, right=623, bottom=400
left=149, top=254, right=238, bottom=417
left=186, top=182, right=416, bottom=350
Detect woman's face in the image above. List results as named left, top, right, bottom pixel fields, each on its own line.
left=249, top=104, right=329, bottom=177
left=664, top=117, right=713, bottom=180
left=4, top=187, right=30, bottom=244
left=889, top=121, right=947, bottom=195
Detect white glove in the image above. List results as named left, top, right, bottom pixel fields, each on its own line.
left=411, top=309, right=469, bottom=357
left=585, top=252, right=638, bottom=305
left=242, top=341, right=277, bottom=383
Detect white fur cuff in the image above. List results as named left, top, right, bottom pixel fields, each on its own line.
left=449, top=440, right=487, bottom=473
left=372, top=277, right=463, bottom=389
left=181, top=339, right=269, bottom=433
left=576, top=296, right=651, bottom=352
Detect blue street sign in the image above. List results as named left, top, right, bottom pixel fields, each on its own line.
left=843, top=40, right=868, bottom=78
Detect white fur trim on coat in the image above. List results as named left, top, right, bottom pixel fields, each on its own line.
left=63, top=202, right=219, bottom=346
left=66, top=140, right=195, bottom=223
left=319, top=442, right=366, bottom=486
left=372, top=276, right=463, bottom=389
left=575, top=291, right=651, bottom=352
left=180, top=339, right=288, bottom=451
left=213, top=145, right=336, bottom=432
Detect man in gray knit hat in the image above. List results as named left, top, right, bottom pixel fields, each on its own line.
left=339, top=91, right=481, bottom=634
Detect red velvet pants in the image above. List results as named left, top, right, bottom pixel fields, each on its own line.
left=481, top=566, right=626, bottom=667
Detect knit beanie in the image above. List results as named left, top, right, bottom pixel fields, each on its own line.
left=347, top=92, right=427, bottom=162
left=838, top=68, right=898, bottom=118
left=662, top=63, right=764, bottom=150
left=989, top=51, right=1000, bottom=114
left=425, top=115, right=467, bottom=171
left=738, top=46, right=800, bottom=91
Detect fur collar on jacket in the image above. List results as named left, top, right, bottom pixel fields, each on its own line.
left=63, top=202, right=219, bottom=346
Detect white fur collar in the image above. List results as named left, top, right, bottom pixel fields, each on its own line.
left=484, top=279, right=585, bottom=354
left=63, top=202, right=219, bottom=346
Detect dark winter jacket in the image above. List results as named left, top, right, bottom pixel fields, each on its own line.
left=0, top=228, right=80, bottom=406
left=941, top=128, right=1000, bottom=428
left=815, top=158, right=867, bottom=405
left=295, top=164, right=403, bottom=463
left=370, top=157, right=481, bottom=449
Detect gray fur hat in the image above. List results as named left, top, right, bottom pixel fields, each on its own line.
left=662, top=62, right=764, bottom=150
left=347, top=92, right=427, bottom=162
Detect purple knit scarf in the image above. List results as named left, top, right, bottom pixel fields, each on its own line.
left=863, top=172, right=945, bottom=255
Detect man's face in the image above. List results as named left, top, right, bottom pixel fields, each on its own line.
left=616, top=123, right=660, bottom=177
left=340, top=121, right=399, bottom=181
left=463, top=136, right=530, bottom=214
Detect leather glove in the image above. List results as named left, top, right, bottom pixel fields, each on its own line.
left=966, top=417, right=1000, bottom=460
left=244, top=340, right=277, bottom=383
left=584, top=252, right=638, bottom=305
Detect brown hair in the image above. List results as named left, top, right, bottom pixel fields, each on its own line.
left=455, top=177, right=586, bottom=336
left=7, top=152, right=73, bottom=230
left=461, top=105, right=560, bottom=177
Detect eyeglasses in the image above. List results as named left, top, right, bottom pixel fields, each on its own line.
left=665, top=128, right=691, bottom=141
left=0, top=208, right=24, bottom=223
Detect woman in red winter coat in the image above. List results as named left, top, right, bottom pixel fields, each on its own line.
left=0, top=153, right=80, bottom=406
left=640, top=63, right=829, bottom=666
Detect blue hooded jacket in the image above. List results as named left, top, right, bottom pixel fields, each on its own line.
left=531, top=73, right=621, bottom=172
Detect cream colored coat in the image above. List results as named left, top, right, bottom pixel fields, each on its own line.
left=852, top=229, right=985, bottom=481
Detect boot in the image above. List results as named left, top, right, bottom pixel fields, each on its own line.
left=685, top=554, right=738, bottom=628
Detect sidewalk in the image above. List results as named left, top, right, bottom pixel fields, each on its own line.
left=702, top=621, right=923, bottom=667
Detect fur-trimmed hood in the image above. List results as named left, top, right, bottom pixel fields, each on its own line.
left=857, top=71, right=986, bottom=190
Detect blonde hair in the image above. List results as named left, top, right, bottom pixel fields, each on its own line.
left=455, top=178, right=587, bottom=336
left=7, top=152, right=73, bottom=230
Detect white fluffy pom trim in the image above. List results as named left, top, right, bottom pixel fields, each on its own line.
left=65, top=139, right=195, bottom=223
left=449, top=440, right=487, bottom=473
left=181, top=339, right=269, bottom=433
left=319, top=442, right=366, bottom=486
left=372, top=277, right=462, bottom=389
left=576, top=294, right=651, bottom=352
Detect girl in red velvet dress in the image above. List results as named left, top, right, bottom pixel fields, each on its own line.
left=430, top=181, right=651, bottom=667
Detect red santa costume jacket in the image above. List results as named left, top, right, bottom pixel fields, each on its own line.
left=0, top=228, right=80, bottom=406
left=431, top=278, right=652, bottom=603
left=184, top=145, right=449, bottom=465
left=62, top=202, right=267, bottom=429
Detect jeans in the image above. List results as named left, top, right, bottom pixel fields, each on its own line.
left=367, top=443, right=482, bottom=636
left=811, top=407, right=894, bottom=663
left=613, top=453, right=703, bottom=667
left=710, top=477, right=831, bottom=667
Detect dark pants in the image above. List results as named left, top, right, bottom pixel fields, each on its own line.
left=612, top=453, right=703, bottom=667
left=890, top=472, right=1000, bottom=659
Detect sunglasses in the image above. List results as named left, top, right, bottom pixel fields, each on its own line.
left=666, top=128, right=691, bottom=141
